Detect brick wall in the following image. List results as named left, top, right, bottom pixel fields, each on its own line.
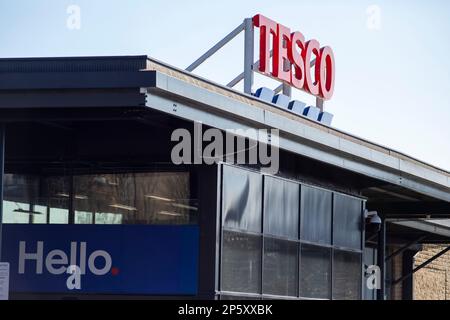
left=414, top=245, right=450, bottom=300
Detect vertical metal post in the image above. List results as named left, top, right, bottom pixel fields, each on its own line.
left=282, top=84, right=292, bottom=97
left=0, top=124, right=5, bottom=261
left=377, top=218, right=386, bottom=300
left=402, top=250, right=416, bottom=300
left=243, top=18, right=254, bottom=95
left=316, top=97, right=324, bottom=112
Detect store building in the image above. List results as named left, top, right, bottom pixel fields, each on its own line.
left=1, top=15, right=450, bottom=300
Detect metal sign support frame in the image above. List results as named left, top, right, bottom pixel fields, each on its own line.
left=185, top=17, right=325, bottom=111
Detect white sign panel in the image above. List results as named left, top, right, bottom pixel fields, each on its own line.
left=0, top=262, right=10, bottom=300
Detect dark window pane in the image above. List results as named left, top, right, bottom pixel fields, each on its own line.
left=221, top=231, right=262, bottom=293
left=333, top=194, right=362, bottom=249
left=263, top=238, right=298, bottom=297
left=300, top=244, right=331, bottom=299
left=264, top=176, right=299, bottom=239
left=74, top=172, right=196, bottom=225
left=300, top=186, right=332, bottom=244
left=333, top=250, right=362, bottom=300
left=223, top=166, right=262, bottom=232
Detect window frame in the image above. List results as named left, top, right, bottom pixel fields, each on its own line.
left=218, top=163, right=366, bottom=300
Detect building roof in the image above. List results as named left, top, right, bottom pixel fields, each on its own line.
left=143, top=57, right=450, bottom=205
left=1, top=55, right=450, bottom=209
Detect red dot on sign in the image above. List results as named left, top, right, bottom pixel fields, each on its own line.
left=111, top=267, right=120, bottom=276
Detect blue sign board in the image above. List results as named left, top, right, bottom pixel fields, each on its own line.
left=1, top=224, right=199, bottom=295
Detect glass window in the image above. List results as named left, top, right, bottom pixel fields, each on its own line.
left=222, top=166, right=262, bottom=233
left=45, top=176, right=70, bottom=224
left=2, top=174, right=35, bottom=223
left=48, top=208, right=68, bottom=224
left=333, top=194, right=362, bottom=249
left=264, top=177, right=299, bottom=239
left=75, top=211, right=93, bottom=224
left=3, top=172, right=196, bottom=225
left=2, top=174, right=70, bottom=224
left=300, top=244, right=331, bottom=299
left=300, top=186, right=332, bottom=244
left=30, top=205, right=48, bottom=224
left=333, top=250, right=362, bottom=300
left=74, top=172, right=196, bottom=225
left=94, top=212, right=123, bottom=224
left=2, top=201, right=31, bottom=224
left=221, top=230, right=262, bottom=294
left=263, top=237, right=298, bottom=297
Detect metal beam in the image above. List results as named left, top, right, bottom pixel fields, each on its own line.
left=392, top=246, right=450, bottom=286
left=385, top=235, right=427, bottom=262
left=143, top=71, right=450, bottom=203
left=390, top=220, right=450, bottom=239
left=0, top=91, right=146, bottom=109
left=282, top=83, right=291, bottom=97
left=230, top=49, right=317, bottom=90
left=316, top=97, right=324, bottom=112
left=274, top=83, right=283, bottom=94
left=243, top=57, right=316, bottom=98
left=186, top=22, right=245, bottom=72
left=0, top=71, right=156, bottom=90
left=226, top=72, right=244, bottom=88
left=243, top=18, right=254, bottom=94
left=367, top=201, right=450, bottom=216
left=366, top=232, right=378, bottom=242
left=377, top=218, right=386, bottom=300
left=227, top=50, right=273, bottom=88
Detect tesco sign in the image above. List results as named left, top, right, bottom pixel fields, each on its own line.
left=253, top=14, right=335, bottom=100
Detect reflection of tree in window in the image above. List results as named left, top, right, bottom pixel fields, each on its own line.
left=73, top=172, right=195, bottom=225
left=2, top=172, right=196, bottom=225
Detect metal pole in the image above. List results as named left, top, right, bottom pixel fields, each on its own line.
left=392, top=246, right=450, bottom=286
left=0, top=124, right=5, bottom=261
left=227, top=50, right=273, bottom=88
left=282, top=83, right=291, bottom=97
left=186, top=22, right=245, bottom=72
left=316, top=97, right=324, bottom=112
left=243, top=18, right=254, bottom=95
left=385, top=235, right=427, bottom=262
left=377, top=218, right=386, bottom=300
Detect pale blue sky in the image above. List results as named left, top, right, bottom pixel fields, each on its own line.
left=1, top=0, right=450, bottom=170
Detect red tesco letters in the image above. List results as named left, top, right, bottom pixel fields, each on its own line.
left=253, top=14, right=335, bottom=100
